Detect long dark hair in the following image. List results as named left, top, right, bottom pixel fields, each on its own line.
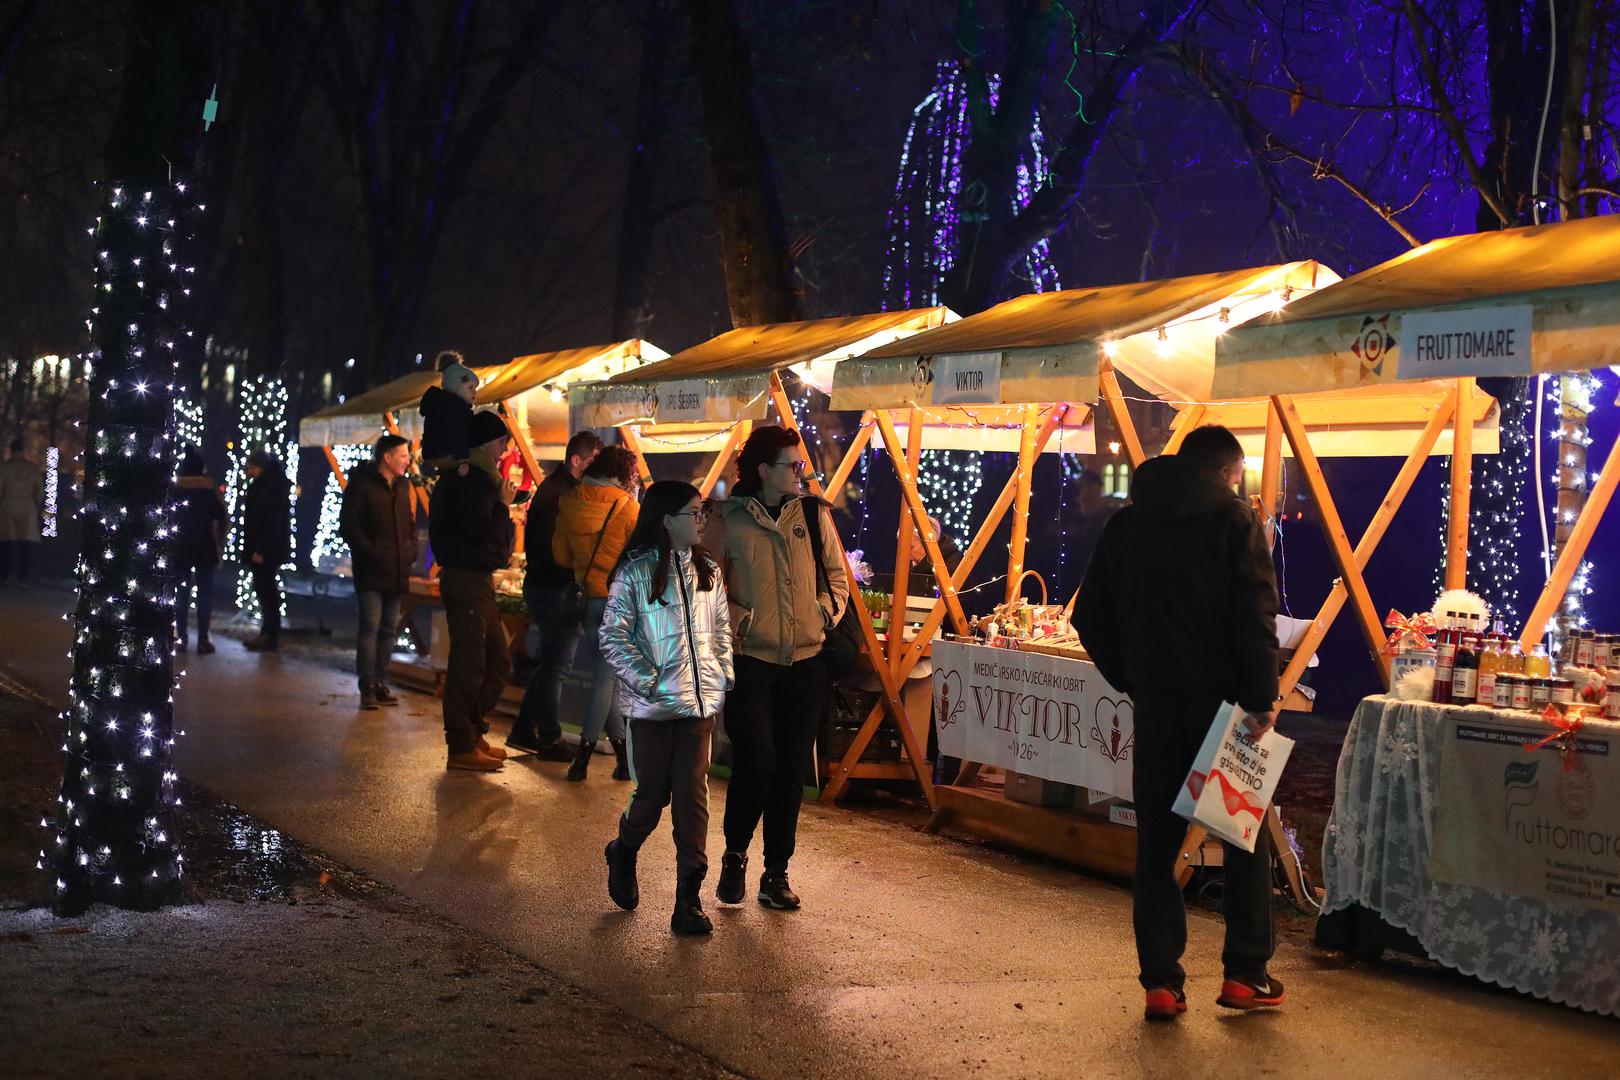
left=733, top=425, right=800, bottom=497
left=612, top=480, right=716, bottom=603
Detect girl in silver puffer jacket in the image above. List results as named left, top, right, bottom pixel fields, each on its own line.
left=598, top=481, right=733, bottom=936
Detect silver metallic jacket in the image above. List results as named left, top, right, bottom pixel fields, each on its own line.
left=599, top=547, right=733, bottom=721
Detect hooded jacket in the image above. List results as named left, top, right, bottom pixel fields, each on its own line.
left=418, top=384, right=474, bottom=464
left=598, top=547, right=733, bottom=721
left=709, top=494, right=848, bottom=667
left=242, top=458, right=292, bottom=566
left=428, top=455, right=513, bottom=572
left=1071, top=454, right=1279, bottom=714
left=552, top=480, right=639, bottom=598
left=340, top=460, right=419, bottom=592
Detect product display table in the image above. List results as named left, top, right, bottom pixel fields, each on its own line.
left=1320, top=695, right=1620, bottom=1017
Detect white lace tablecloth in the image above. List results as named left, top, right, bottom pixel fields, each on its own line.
left=1322, top=695, right=1620, bottom=1017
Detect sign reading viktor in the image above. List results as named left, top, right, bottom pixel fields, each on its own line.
left=932, top=640, right=1134, bottom=800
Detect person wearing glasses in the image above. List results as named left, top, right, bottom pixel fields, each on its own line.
left=707, top=425, right=847, bottom=911
left=599, top=481, right=733, bottom=935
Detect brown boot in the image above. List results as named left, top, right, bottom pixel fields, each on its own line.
left=447, top=750, right=504, bottom=772
left=477, top=737, right=508, bottom=761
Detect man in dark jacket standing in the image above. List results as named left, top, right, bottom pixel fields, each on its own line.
left=1072, top=424, right=1282, bottom=1021
left=174, top=449, right=227, bottom=653
left=508, top=430, right=601, bottom=757
left=242, top=449, right=292, bottom=653
left=341, top=434, right=420, bottom=710
left=429, top=410, right=516, bottom=772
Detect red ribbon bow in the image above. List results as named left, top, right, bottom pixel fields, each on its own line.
left=1383, top=609, right=1438, bottom=656
left=1527, top=704, right=1590, bottom=769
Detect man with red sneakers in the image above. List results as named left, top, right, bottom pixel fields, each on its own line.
left=1073, top=424, right=1284, bottom=1021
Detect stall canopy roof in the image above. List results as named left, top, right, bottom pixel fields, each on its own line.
left=832, top=262, right=1332, bottom=411
left=481, top=339, right=659, bottom=400
left=606, top=307, right=954, bottom=383
left=1214, top=215, right=1620, bottom=398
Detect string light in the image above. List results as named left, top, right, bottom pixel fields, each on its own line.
left=46, top=175, right=199, bottom=913
left=226, top=376, right=296, bottom=618
left=43, top=447, right=60, bottom=538
left=312, top=444, right=371, bottom=569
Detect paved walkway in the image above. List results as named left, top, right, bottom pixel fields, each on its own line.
left=2, top=584, right=1616, bottom=1078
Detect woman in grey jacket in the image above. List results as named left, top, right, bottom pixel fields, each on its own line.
left=599, top=481, right=733, bottom=936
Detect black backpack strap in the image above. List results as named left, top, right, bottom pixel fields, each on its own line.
left=801, top=495, right=831, bottom=598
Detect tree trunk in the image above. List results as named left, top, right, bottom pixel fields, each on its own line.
left=50, top=0, right=213, bottom=915
left=611, top=1, right=678, bottom=341
left=685, top=0, right=800, bottom=327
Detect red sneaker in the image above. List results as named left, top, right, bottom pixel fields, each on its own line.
left=1143, top=987, right=1187, bottom=1021
left=1216, top=975, right=1285, bottom=1010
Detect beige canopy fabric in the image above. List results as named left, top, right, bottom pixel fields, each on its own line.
left=571, top=308, right=955, bottom=430
left=1213, top=215, right=1620, bottom=398
left=831, top=262, right=1335, bottom=411
left=298, top=340, right=664, bottom=448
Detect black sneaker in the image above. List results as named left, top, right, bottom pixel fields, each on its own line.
left=372, top=682, right=400, bottom=707
left=716, top=851, right=747, bottom=905
left=1216, top=975, right=1285, bottom=1011
left=757, top=870, right=800, bottom=910
left=359, top=687, right=380, bottom=711
left=671, top=900, right=713, bottom=936
left=605, top=840, right=639, bottom=911
left=505, top=730, right=542, bottom=755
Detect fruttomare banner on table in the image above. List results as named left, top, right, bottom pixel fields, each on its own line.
left=932, top=639, right=1134, bottom=800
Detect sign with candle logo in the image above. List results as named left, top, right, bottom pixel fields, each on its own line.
left=929, top=352, right=1002, bottom=405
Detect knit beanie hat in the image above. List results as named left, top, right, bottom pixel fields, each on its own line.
left=436, top=349, right=478, bottom=401
left=468, top=410, right=510, bottom=448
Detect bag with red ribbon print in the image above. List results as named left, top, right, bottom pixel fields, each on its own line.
left=1171, top=703, right=1295, bottom=853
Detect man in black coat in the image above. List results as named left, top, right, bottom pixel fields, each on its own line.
left=341, top=434, right=420, bottom=709
left=428, top=410, right=516, bottom=772
left=508, top=429, right=601, bottom=757
left=242, top=449, right=292, bottom=652
left=174, top=449, right=227, bottom=654
left=1072, top=424, right=1283, bottom=1020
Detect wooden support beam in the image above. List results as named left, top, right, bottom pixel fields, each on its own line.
left=1274, top=395, right=1391, bottom=686
left=1098, top=363, right=1146, bottom=466
left=874, top=410, right=970, bottom=636
left=1520, top=424, right=1620, bottom=649
left=822, top=413, right=875, bottom=502
left=1260, top=401, right=1282, bottom=546
left=619, top=425, right=654, bottom=482
left=1277, top=388, right=1455, bottom=700
left=322, top=446, right=348, bottom=491
left=1006, top=404, right=1039, bottom=603
left=1162, top=404, right=1207, bottom=455
left=1446, top=377, right=1474, bottom=590
left=498, top=404, right=544, bottom=486
left=696, top=420, right=749, bottom=499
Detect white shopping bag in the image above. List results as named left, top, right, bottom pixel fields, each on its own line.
left=1170, top=703, right=1294, bottom=853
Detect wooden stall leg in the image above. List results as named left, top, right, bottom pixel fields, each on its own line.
left=618, top=424, right=655, bottom=483
left=1162, top=404, right=1207, bottom=456
left=322, top=446, right=349, bottom=491
left=498, top=405, right=544, bottom=487
left=1260, top=401, right=1282, bottom=546
left=697, top=419, right=750, bottom=499
left=1520, top=423, right=1620, bottom=649
left=1446, top=377, right=1474, bottom=590
left=1274, top=395, right=1391, bottom=686
left=822, top=413, right=875, bottom=501
left=1005, top=405, right=1039, bottom=604
left=873, top=410, right=971, bottom=635
left=1099, top=363, right=1146, bottom=467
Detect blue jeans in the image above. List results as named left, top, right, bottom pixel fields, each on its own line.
left=356, top=590, right=403, bottom=689
left=514, top=583, right=583, bottom=744
left=577, top=596, right=625, bottom=745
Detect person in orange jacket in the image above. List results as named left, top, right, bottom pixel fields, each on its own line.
left=552, top=444, right=640, bottom=780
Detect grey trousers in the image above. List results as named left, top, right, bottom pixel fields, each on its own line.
left=618, top=715, right=715, bottom=897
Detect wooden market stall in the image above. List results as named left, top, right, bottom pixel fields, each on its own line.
left=570, top=308, right=957, bottom=493
left=1213, top=213, right=1620, bottom=1016
left=831, top=259, right=1501, bottom=889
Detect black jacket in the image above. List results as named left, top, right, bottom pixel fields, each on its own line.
left=1071, top=455, right=1279, bottom=714
left=340, top=462, right=419, bottom=592
left=174, top=474, right=227, bottom=569
left=242, top=466, right=292, bottom=566
left=522, top=465, right=577, bottom=590
left=428, top=465, right=513, bottom=573
left=418, top=385, right=473, bottom=463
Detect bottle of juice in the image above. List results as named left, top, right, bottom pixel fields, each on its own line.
left=1506, top=639, right=1526, bottom=675
left=1524, top=643, right=1552, bottom=679
left=1433, top=628, right=1457, bottom=704
left=1476, top=636, right=1502, bottom=708
left=1452, top=636, right=1480, bottom=705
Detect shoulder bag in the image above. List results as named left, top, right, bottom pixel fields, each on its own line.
left=801, top=496, right=862, bottom=676
left=561, top=499, right=620, bottom=625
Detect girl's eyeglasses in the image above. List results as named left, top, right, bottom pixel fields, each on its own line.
left=672, top=505, right=712, bottom=523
